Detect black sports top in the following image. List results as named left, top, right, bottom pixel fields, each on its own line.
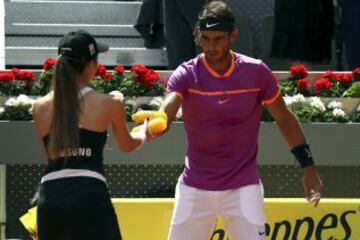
left=43, top=128, right=107, bottom=176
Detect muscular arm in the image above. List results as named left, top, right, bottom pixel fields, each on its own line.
left=159, top=92, right=182, bottom=132
left=265, top=95, right=306, bottom=148
left=265, top=95, right=323, bottom=206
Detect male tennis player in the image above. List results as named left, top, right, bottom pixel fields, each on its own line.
left=159, top=1, right=323, bottom=239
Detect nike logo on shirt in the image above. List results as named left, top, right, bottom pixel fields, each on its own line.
left=218, top=98, right=231, bottom=104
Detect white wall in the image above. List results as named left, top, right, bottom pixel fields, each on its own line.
left=1, top=2, right=6, bottom=239
left=0, top=0, right=5, bottom=70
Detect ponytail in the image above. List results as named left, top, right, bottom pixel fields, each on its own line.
left=48, top=55, right=88, bottom=159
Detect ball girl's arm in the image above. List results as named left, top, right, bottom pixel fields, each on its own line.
left=109, top=96, right=146, bottom=152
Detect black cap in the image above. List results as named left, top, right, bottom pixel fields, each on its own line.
left=58, top=29, right=109, bottom=62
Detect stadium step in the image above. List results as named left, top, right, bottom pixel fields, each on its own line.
left=4, top=0, right=168, bottom=68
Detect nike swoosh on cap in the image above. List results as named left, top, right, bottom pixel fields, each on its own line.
left=206, top=22, right=219, bottom=28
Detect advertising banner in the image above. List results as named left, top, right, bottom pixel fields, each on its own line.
left=113, top=198, right=360, bottom=240
left=20, top=198, right=360, bottom=240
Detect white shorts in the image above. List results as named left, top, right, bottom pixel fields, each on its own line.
left=168, top=182, right=266, bottom=240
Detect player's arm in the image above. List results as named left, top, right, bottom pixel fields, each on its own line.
left=265, top=95, right=323, bottom=207
left=109, top=96, right=146, bottom=152
left=32, top=101, right=49, bottom=161
left=265, top=94, right=306, bottom=148
left=159, top=92, right=182, bottom=132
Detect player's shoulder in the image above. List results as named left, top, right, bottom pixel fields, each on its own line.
left=32, top=93, right=52, bottom=115
left=233, top=52, right=267, bottom=69
left=86, top=91, right=125, bottom=119
left=93, top=90, right=123, bottom=108
left=169, top=56, right=200, bottom=81
left=176, top=56, right=199, bottom=73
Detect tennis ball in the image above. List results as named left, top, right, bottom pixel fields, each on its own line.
left=147, top=117, right=167, bottom=135
left=131, top=110, right=167, bottom=123
left=131, top=117, right=167, bottom=135
left=131, top=110, right=149, bottom=124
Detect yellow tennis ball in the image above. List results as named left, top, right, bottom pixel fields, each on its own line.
left=132, top=110, right=168, bottom=123
left=131, top=110, right=149, bottom=124
left=147, top=117, right=167, bottom=135
left=152, top=111, right=168, bottom=121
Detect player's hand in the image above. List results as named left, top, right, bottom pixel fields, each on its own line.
left=146, top=126, right=166, bottom=141
left=302, top=165, right=323, bottom=207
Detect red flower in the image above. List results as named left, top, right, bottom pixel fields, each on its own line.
left=20, top=71, right=35, bottom=81
left=352, top=67, right=360, bottom=78
left=320, top=70, right=337, bottom=81
left=131, top=64, right=148, bottom=73
left=43, top=58, right=56, bottom=70
left=0, top=71, right=14, bottom=82
left=8, top=68, right=34, bottom=81
left=314, top=78, right=332, bottom=92
left=11, top=68, right=21, bottom=78
left=336, top=73, right=352, bottom=85
left=102, top=72, right=113, bottom=80
left=114, top=65, right=125, bottom=75
left=13, top=70, right=34, bottom=81
left=290, top=65, right=308, bottom=78
left=130, top=64, right=161, bottom=87
left=96, top=64, right=107, bottom=77
left=296, top=79, right=309, bottom=89
left=131, top=64, right=148, bottom=80
left=140, top=69, right=159, bottom=87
